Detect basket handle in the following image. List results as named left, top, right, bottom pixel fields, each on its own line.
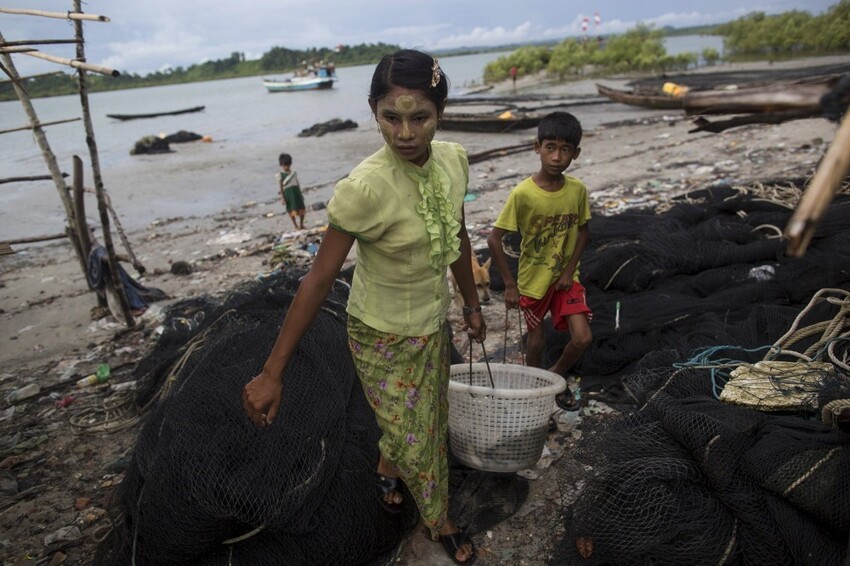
left=502, top=307, right=527, bottom=366
left=468, top=338, right=496, bottom=389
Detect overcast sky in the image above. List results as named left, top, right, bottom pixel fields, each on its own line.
left=1, top=1, right=838, bottom=76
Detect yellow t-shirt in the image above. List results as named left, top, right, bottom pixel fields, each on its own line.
left=493, top=175, right=590, bottom=299
left=327, top=141, right=468, bottom=335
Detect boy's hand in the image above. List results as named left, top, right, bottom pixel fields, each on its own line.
left=555, top=273, right=574, bottom=291
left=503, top=283, right=520, bottom=309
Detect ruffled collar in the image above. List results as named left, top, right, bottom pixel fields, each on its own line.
left=386, top=145, right=461, bottom=272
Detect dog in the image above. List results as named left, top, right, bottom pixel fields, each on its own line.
left=451, top=253, right=492, bottom=309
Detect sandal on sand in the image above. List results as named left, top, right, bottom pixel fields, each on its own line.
left=374, top=472, right=403, bottom=514
left=555, top=390, right=580, bottom=412
left=439, top=529, right=477, bottom=565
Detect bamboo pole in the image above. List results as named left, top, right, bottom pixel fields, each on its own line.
left=72, top=155, right=107, bottom=309
left=1, top=39, right=81, bottom=47
left=0, top=47, right=36, bottom=54
left=784, top=109, right=850, bottom=257
left=0, top=69, right=65, bottom=84
left=72, top=0, right=134, bottom=326
left=0, top=117, right=81, bottom=135
left=18, top=50, right=119, bottom=77
left=0, top=32, right=79, bottom=251
left=0, top=173, right=68, bottom=185
left=0, top=8, right=110, bottom=22
left=0, top=31, right=91, bottom=301
left=0, top=233, right=67, bottom=245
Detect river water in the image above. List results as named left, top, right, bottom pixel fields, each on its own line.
left=0, top=37, right=721, bottom=241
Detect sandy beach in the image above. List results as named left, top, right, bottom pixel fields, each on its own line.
left=0, top=54, right=847, bottom=564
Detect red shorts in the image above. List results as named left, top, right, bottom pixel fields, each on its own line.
left=519, top=281, right=592, bottom=331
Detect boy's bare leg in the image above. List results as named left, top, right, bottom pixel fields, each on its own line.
left=299, top=215, right=305, bottom=229
left=526, top=323, right=545, bottom=368
left=549, top=314, right=592, bottom=377
left=290, top=216, right=298, bottom=229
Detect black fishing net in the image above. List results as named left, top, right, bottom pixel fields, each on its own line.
left=94, top=268, right=426, bottom=565
left=94, top=266, right=529, bottom=564
left=543, top=184, right=850, bottom=564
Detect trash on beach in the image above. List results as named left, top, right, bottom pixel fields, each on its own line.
left=129, top=136, right=172, bottom=155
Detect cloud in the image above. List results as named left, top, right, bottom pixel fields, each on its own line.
left=427, top=22, right=535, bottom=50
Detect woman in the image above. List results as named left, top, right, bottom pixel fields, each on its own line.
left=243, top=49, right=485, bottom=564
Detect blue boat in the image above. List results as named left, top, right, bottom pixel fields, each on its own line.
left=263, top=65, right=337, bottom=93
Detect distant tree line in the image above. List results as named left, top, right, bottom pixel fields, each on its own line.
left=483, top=1, right=849, bottom=84
left=484, top=26, right=699, bottom=83
left=717, top=0, right=850, bottom=56
left=0, top=42, right=400, bottom=101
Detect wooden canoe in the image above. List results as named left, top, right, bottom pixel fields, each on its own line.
left=596, top=84, right=684, bottom=110
left=682, top=79, right=835, bottom=115
left=440, top=113, right=541, bottom=133
left=106, top=105, right=205, bottom=121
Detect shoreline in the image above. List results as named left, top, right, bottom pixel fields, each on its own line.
left=0, top=54, right=847, bottom=564
left=3, top=54, right=845, bottom=368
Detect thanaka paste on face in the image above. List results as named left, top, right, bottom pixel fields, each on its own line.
left=375, top=88, right=440, bottom=163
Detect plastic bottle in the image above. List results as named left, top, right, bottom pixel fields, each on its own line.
left=76, top=363, right=111, bottom=388
left=7, top=383, right=41, bottom=404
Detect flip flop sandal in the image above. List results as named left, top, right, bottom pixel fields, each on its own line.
left=439, top=529, right=477, bottom=565
left=374, top=472, right=403, bottom=514
left=555, top=391, right=580, bottom=412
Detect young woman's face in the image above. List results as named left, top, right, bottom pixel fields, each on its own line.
left=371, top=86, right=441, bottom=167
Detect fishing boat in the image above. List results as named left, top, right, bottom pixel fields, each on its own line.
left=595, top=84, right=684, bottom=110
left=439, top=111, right=541, bottom=133
left=263, top=65, right=337, bottom=93
left=106, top=105, right=206, bottom=121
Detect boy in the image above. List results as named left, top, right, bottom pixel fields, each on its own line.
left=277, top=153, right=306, bottom=229
left=487, top=111, right=592, bottom=411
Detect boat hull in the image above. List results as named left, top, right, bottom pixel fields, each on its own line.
left=439, top=114, right=541, bottom=133
left=106, top=105, right=206, bottom=121
left=263, top=78, right=334, bottom=93
left=596, top=84, right=684, bottom=110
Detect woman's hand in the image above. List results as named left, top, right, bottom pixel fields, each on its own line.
left=464, top=311, right=487, bottom=343
left=242, top=368, right=283, bottom=427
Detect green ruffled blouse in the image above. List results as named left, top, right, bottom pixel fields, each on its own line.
left=327, top=141, right=469, bottom=336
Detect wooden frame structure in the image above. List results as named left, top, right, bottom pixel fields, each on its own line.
left=0, top=2, right=138, bottom=326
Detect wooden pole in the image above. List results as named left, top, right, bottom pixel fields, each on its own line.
left=72, top=155, right=107, bottom=309
left=0, top=70, right=65, bottom=84
left=0, top=117, right=81, bottom=135
left=17, top=50, right=119, bottom=77
left=785, top=109, right=850, bottom=256
left=0, top=173, right=68, bottom=185
left=0, top=8, right=110, bottom=22
left=73, top=0, right=134, bottom=327
left=0, top=233, right=67, bottom=245
left=0, top=31, right=82, bottom=267
left=1, top=39, right=81, bottom=47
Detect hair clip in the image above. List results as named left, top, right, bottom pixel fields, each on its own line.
left=430, top=58, right=441, bottom=88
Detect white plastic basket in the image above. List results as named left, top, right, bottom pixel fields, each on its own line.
left=448, top=363, right=566, bottom=473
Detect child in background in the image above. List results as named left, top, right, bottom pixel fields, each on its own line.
left=487, top=111, right=592, bottom=411
left=277, top=153, right=306, bottom=229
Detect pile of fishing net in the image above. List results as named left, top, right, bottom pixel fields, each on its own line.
left=93, top=269, right=422, bottom=565
left=93, top=267, right=529, bottom=564
left=543, top=182, right=850, bottom=564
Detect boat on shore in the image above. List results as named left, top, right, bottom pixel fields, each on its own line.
left=263, top=65, right=337, bottom=93
left=595, top=84, right=684, bottom=110
left=106, top=105, right=205, bottom=121
left=440, top=111, right=541, bottom=133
